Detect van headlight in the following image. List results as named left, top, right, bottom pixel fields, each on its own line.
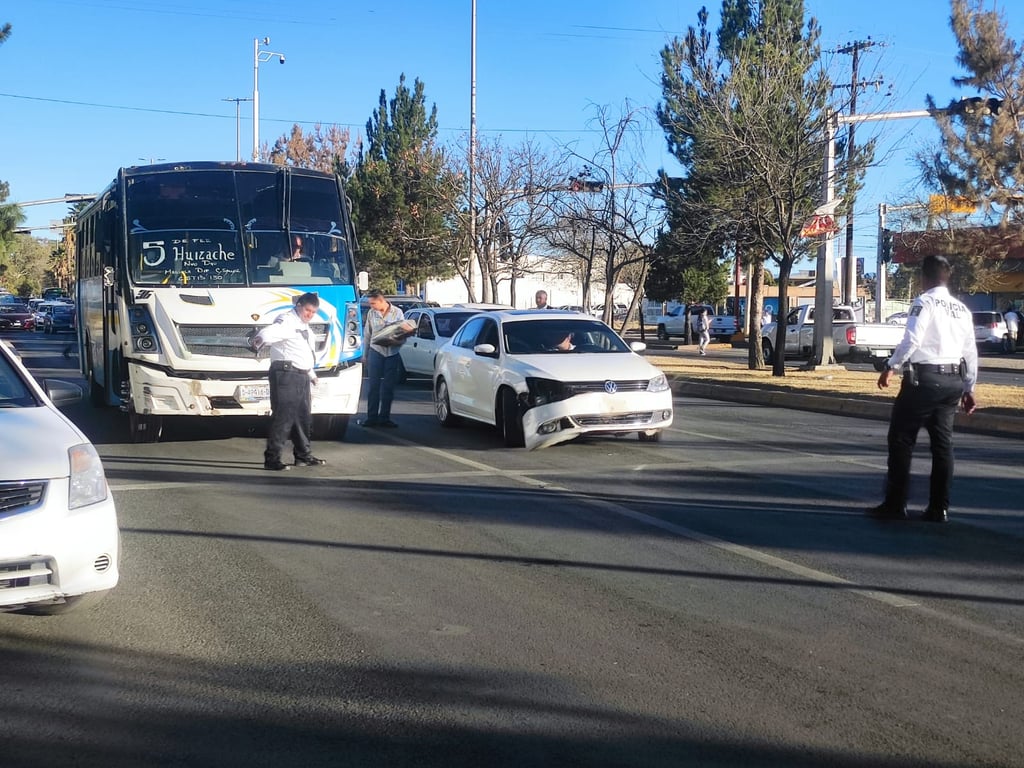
left=647, top=373, right=669, bottom=392
left=68, top=443, right=109, bottom=509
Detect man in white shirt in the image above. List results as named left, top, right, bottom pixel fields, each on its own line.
left=867, top=255, right=978, bottom=523
left=254, top=292, right=326, bottom=470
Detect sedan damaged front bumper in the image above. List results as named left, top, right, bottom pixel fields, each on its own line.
left=521, top=390, right=674, bottom=450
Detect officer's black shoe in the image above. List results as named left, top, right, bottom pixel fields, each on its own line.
left=294, top=455, right=326, bottom=467
left=865, top=503, right=908, bottom=520
left=264, top=460, right=290, bottom=471
left=921, top=507, right=949, bottom=523
left=379, top=420, right=399, bottom=428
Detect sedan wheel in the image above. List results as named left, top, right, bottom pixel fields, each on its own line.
left=638, top=430, right=662, bottom=442
left=500, top=388, right=525, bottom=448
left=435, top=379, right=460, bottom=427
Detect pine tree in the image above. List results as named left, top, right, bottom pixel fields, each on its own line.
left=919, top=0, right=1024, bottom=293
left=655, top=0, right=831, bottom=375
left=0, top=23, right=26, bottom=278
left=348, top=74, right=456, bottom=291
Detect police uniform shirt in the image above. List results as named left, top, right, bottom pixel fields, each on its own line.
left=363, top=303, right=406, bottom=357
left=256, top=307, right=317, bottom=377
left=887, top=285, right=978, bottom=393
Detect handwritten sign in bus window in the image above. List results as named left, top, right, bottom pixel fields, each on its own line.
left=133, top=232, right=244, bottom=285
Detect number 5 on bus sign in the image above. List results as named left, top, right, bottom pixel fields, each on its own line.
left=142, top=240, right=167, bottom=268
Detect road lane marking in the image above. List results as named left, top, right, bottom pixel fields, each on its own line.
left=376, top=431, right=1024, bottom=647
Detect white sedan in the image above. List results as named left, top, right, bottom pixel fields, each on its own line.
left=433, top=310, right=673, bottom=449
left=398, top=307, right=488, bottom=379
left=0, top=339, right=120, bottom=613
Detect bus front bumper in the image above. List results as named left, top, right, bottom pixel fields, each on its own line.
left=125, top=362, right=362, bottom=417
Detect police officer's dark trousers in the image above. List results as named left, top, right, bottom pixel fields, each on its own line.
left=884, top=368, right=963, bottom=511
left=265, top=362, right=312, bottom=463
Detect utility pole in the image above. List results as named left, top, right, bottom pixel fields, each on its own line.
left=809, top=108, right=935, bottom=369
left=223, top=97, right=252, bottom=162
left=836, top=38, right=884, bottom=312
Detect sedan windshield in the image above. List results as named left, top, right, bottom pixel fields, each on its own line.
left=503, top=319, right=631, bottom=354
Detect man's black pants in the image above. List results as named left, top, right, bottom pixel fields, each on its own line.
left=265, top=364, right=312, bottom=463
left=884, top=369, right=963, bottom=511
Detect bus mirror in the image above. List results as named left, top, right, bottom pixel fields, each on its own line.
left=357, top=271, right=369, bottom=291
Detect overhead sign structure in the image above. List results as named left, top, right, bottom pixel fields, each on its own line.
left=928, top=194, right=976, bottom=215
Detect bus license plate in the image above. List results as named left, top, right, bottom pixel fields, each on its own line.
left=237, top=384, right=270, bottom=402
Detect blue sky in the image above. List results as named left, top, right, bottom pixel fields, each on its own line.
left=2, top=0, right=1014, bottom=266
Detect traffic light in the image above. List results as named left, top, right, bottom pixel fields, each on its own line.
left=880, top=228, right=893, bottom=263
left=949, top=96, right=1004, bottom=116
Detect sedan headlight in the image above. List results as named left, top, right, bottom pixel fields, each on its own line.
left=68, top=443, right=109, bottom=509
left=647, top=373, right=669, bottom=392
left=525, top=377, right=570, bottom=406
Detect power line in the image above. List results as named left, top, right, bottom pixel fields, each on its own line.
left=0, top=91, right=628, bottom=135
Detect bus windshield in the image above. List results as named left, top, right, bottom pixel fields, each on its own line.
left=125, top=168, right=353, bottom=287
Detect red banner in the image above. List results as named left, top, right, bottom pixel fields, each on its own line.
left=800, top=214, right=839, bottom=238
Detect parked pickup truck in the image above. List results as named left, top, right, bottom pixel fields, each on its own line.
left=655, top=304, right=714, bottom=340
left=761, top=304, right=906, bottom=370
left=708, top=314, right=738, bottom=340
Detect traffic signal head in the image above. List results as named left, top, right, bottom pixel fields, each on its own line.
left=949, top=96, right=1004, bottom=116
left=880, top=228, right=893, bottom=263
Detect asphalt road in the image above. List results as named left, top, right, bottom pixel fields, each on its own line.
left=3, top=330, right=1023, bottom=768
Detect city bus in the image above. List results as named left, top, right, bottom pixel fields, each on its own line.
left=76, top=161, right=366, bottom=442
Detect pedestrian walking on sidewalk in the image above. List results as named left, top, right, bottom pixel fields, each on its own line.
left=696, top=308, right=711, bottom=356
left=867, top=255, right=977, bottom=523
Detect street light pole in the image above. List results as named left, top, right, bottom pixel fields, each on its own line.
left=809, top=108, right=934, bottom=368
left=252, top=37, right=285, bottom=162
left=223, top=97, right=252, bottom=162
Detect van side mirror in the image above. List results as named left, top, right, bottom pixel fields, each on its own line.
left=357, top=271, right=369, bottom=291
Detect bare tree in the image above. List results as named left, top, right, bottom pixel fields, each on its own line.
left=451, top=136, right=566, bottom=304
left=547, top=104, right=665, bottom=325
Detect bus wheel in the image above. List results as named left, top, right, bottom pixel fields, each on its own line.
left=128, top=403, right=163, bottom=443
left=314, top=414, right=350, bottom=441
left=86, top=349, right=105, bottom=406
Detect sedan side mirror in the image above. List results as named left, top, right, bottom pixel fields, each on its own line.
left=473, top=343, right=497, bottom=357
left=629, top=341, right=647, bottom=353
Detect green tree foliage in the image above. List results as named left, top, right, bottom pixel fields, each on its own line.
left=918, top=0, right=1024, bottom=293
left=655, top=0, right=830, bottom=375
left=347, top=74, right=456, bottom=291
left=0, top=23, right=25, bottom=268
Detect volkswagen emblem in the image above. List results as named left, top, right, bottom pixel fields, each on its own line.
left=251, top=313, right=260, bottom=321
left=604, top=380, right=618, bottom=394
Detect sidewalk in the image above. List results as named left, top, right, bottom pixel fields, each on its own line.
left=659, top=344, right=1024, bottom=440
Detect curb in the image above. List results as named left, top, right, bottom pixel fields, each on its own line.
left=673, top=378, right=1024, bottom=440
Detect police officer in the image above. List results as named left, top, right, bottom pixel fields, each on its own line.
left=254, top=292, right=326, bottom=470
left=867, top=254, right=978, bottom=522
